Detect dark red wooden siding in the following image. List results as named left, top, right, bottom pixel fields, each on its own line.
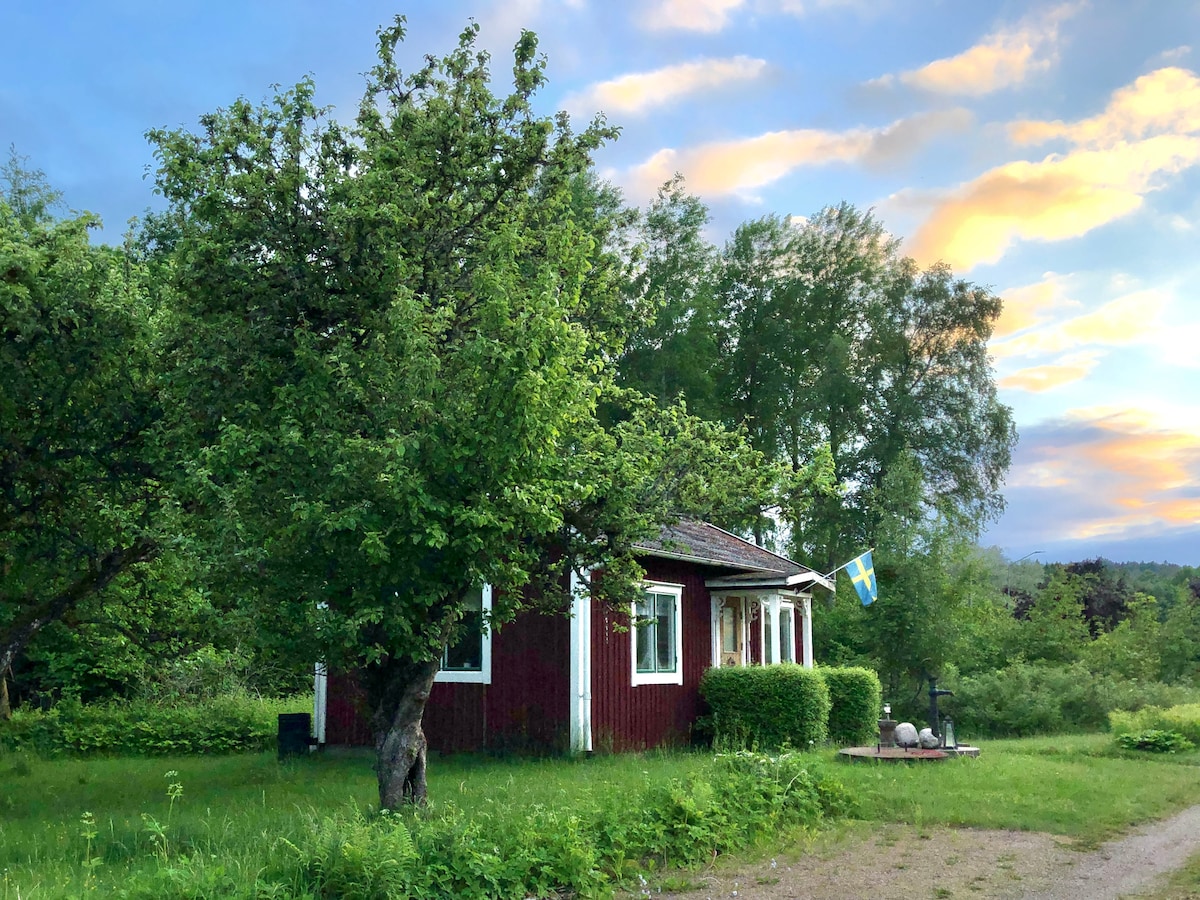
left=483, top=608, right=569, bottom=752
left=590, top=557, right=714, bottom=751
left=325, top=609, right=570, bottom=753
left=325, top=670, right=373, bottom=747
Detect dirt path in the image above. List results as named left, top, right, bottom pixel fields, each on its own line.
left=653, top=805, right=1200, bottom=900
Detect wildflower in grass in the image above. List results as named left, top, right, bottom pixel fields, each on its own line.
left=79, top=811, right=102, bottom=880
left=165, top=771, right=184, bottom=824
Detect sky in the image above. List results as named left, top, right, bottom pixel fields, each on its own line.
left=3, top=0, right=1199, bottom=565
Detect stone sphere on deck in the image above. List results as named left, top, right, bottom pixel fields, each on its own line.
left=894, top=722, right=919, bottom=747
left=918, top=727, right=940, bottom=748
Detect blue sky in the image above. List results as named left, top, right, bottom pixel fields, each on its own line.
left=5, top=1, right=1199, bottom=564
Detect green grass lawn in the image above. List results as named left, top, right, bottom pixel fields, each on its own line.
left=830, top=734, right=1200, bottom=844
left=2, top=736, right=1199, bottom=898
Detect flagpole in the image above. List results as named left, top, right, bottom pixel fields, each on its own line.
left=822, top=547, right=876, bottom=581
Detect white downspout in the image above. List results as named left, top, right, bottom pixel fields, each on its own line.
left=313, top=662, right=328, bottom=746
left=569, top=568, right=594, bottom=753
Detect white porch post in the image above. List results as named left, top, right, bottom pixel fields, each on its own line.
left=767, top=594, right=782, bottom=666
left=801, top=595, right=814, bottom=668
left=569, top=568, right=593, bottom=753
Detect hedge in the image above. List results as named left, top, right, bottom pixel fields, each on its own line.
left=822, top=666, right=881, bottom=746
left=700, top=664, right=829, bottom=749
left=0, top=692, right=311, bottom=756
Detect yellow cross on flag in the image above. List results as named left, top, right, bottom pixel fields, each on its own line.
left=848, top=551, right=877, bottom=606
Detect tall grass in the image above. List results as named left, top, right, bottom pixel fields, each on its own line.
left=3, top=737, right=1200, bottom=897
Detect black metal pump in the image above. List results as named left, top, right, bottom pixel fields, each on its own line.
left=928, top=676, right=953, bottom=738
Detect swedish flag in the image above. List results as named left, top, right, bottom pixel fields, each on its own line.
left=848, top=551, right=877, bottom=606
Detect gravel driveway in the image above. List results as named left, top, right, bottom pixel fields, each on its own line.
left=654, top=804, right=1200, bottom=900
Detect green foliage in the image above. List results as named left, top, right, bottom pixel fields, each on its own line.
left=1110, top=703, right=1200, bottom=746
left=950, top=662, right=1198, bottom=737
left=1115, top=729, right=1195, bottom=753
left=700, top=665, right=830, bottom=749
left=1, top=156, right=165, bottom=684
left=822, top=666, right=882, bottom=746
left=589, top=750, right=850, bottom=875
left=99, top=751, right=849, bottom=899
left=282, top=811, right=419, bottom=900
left=144, top=17, right=773, bottom=806
left=10, top=739, right=1200, bottom=897
left=1080, top=594, right=1162, bottom=681
left=0, top=693, right=308, bottom=755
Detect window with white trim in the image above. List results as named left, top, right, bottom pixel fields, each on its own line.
left=762, top=599, right=797, bottom=665
left=435, top=584, right=492, bottom=684
left=632, top=582, right=684, bottom=686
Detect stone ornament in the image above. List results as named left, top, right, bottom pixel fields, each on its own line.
left=894, top=722, right=919, bottom=747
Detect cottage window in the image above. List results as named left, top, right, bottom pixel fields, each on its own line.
left=435, top=584, right=492, bottom=684
left=631, top=582, right=684, bottom=686
left=761, top=598, right=797, bottom=665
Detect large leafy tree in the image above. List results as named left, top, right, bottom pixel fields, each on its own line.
left=0, top=159, right=163, bottom=715
left=148, top=21, right=765, bottom=807
left=623, top=194, right=1015, bottom=568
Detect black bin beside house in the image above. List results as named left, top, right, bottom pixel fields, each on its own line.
left=278, top=712, right=312, bottom=760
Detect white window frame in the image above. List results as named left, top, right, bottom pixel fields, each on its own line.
left=760, top=596, right=797, bottom=666
left=631, top=581, right=684, bottom=687
left=435, top=583, right=493, bottom=684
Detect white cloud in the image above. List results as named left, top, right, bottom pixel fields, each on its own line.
left=991, top=289, right=1171, bottom=360
left=870, top=2, right=1081, bottom=96
left=566, top=56, right=767, bottom=117
left=624, top=108, right=971, bottom=199
left=641, top=0, right=746, bottom=32
left=640, top=0, right=867, bottom=32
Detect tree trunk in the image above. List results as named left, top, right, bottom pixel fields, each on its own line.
left=0, top=670, right=9, bottom=720
left=369, top=656, right=441, bottom=809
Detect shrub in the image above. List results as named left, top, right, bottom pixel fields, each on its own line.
left=588, top=750, right=850, bottom=877
left=822, top=666, right=881, bottom=746
left=1116, top=730, right=1195, bottom=754
left=1110, top=703, right=1200, bottom=746
left=700, top=665, right=829, bottom=749
left=949, top=662, right=1199, bottom=737
left=260, top=750, right=853, bottom=898
left=0, top=693, right=310, bottom=756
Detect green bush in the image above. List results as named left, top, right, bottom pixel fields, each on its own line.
left=949, top=662, right=1198, bottom=737
left=1116, top=729, right=1195, bottom=754
left=590, top=750, right=850, bottom=873
left=822, top=666, right=881, bottom=746
left=1110, top=703, right=1200, bottom=746
left=257, top=750, right=852, bottom=899
left=700, top=665, right=829, bottom=749
left=0, top=693, right=310, bottom=756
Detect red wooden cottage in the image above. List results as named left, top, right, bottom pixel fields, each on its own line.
left=315, top=520, right=832, bottom=753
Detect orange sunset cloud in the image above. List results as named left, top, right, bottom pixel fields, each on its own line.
left=626, top=109, right=972, bottom=199
left=998, top=351, right=1101, bottom=392
left=871, top=3, right=1080, bottom=96
left=1008, top=409, right=1200, bottom=540
left=911, top=67, right=1200, bottom=270
left=991, top=289, right=1169, bottom=361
